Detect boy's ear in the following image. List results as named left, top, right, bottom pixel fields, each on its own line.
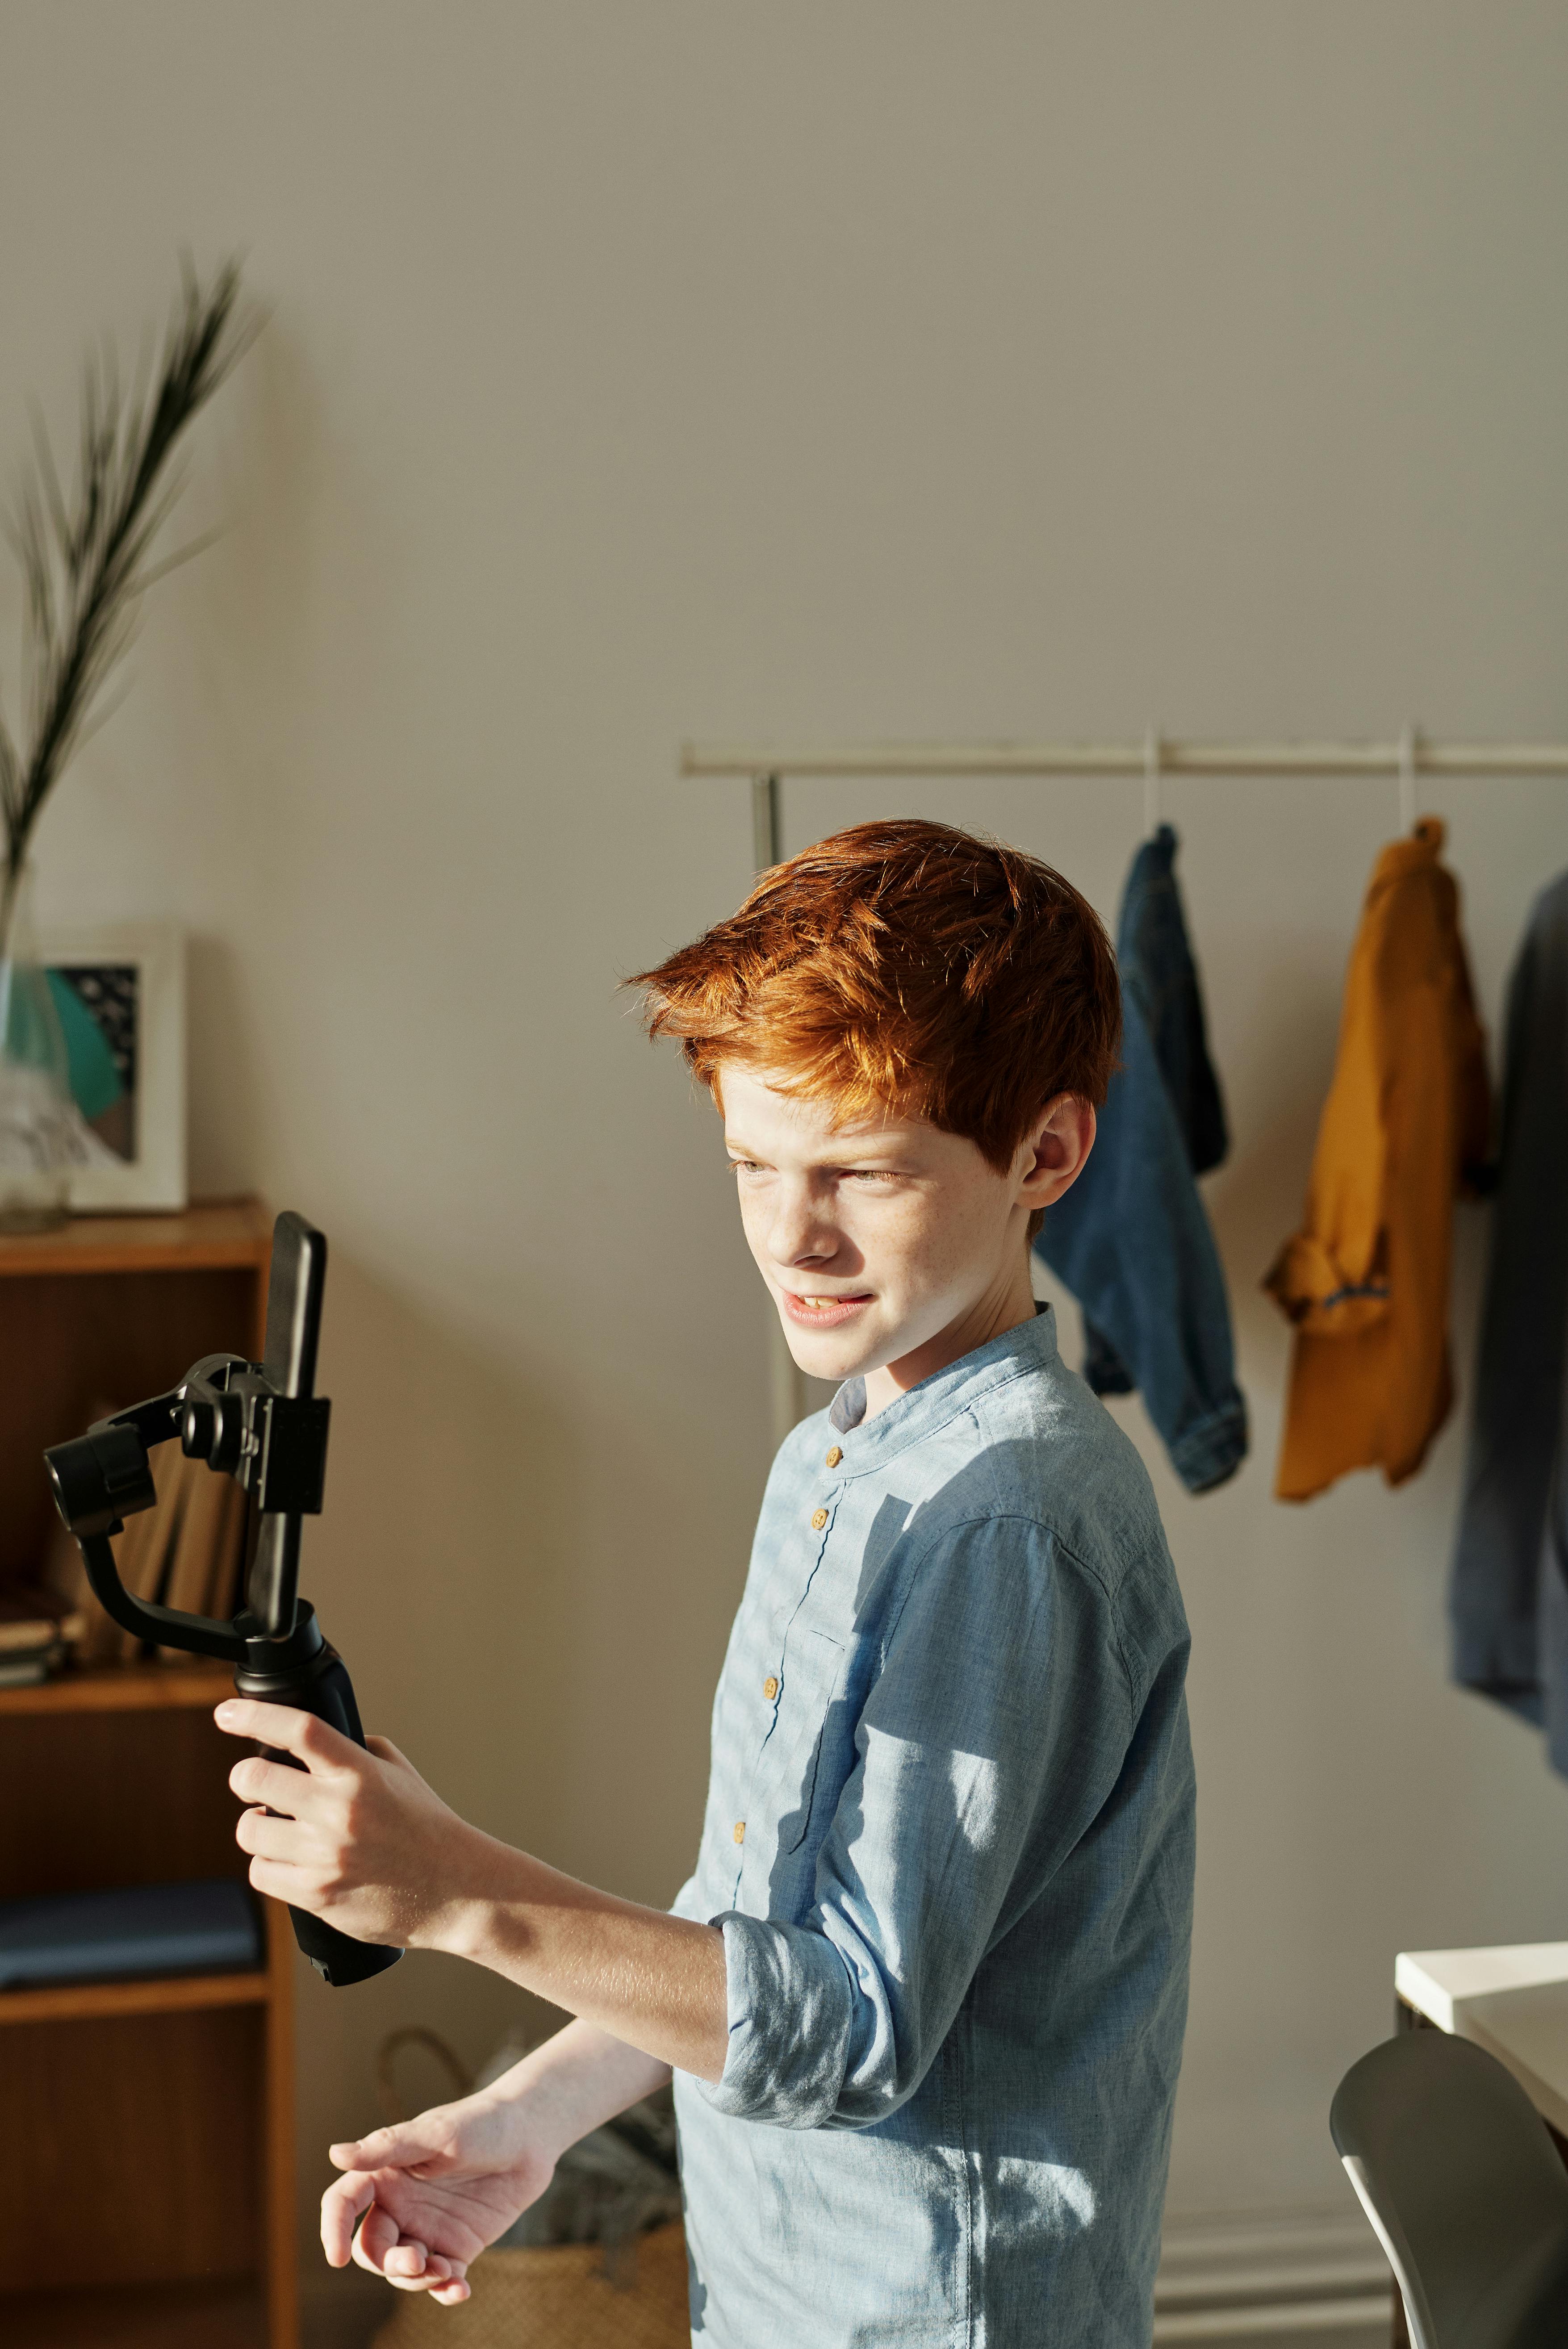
left=1018, top=1094, right=1096, bottom=1210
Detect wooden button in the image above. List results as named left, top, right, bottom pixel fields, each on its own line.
left=825, top=1446, right=842, bottom=1468
left=763, top=1676, right=779, bottom=1701
left=732, top=1820, right=746, bottom=1845
left=811, top=1508, right=828, bottom=1531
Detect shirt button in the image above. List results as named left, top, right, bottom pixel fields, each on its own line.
left=733, top=1821, right=746, bottom=1845
left=763, top=1676, right=779, bottom=1701
left=825, top=1445, right=842, bottom=1468
left=811, top=1508, right=828, bottom=1531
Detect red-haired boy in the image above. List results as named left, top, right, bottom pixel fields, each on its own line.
left=217, top=820, right=1196, bottom=2347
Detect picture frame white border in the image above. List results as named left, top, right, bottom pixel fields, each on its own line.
left=40, top=921, right=188, bottom=1212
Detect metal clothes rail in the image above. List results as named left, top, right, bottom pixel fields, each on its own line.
left=681, top=736, right=1568, bottom=780
left=683, top=735, right=1568, bottom=878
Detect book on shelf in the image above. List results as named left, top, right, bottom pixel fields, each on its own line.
left=0, top=1586, right=87, bottom=1684
left=0, top=1878, right=263, bottom=1990
left=155, top=1447, right=245, bottom=1656
left=0, top=1585, right=86, bottom=1655
left=0, top=1645, right=67, bottom=1689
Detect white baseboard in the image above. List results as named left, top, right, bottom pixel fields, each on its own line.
left=1155, top=2207, right=1392, bottom=2342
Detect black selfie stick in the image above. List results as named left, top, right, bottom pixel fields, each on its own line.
left=42, top=1211, right=400, bottom=1989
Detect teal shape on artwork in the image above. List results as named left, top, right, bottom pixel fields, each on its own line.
left=1, top=966, right=65, bottom=1075
left=46, top=970, right=124, bottom=1121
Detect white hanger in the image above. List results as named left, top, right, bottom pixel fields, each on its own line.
left=1398, top=721, right=1417, bottom=835
left=1144, top=725, right=1162, bottom=838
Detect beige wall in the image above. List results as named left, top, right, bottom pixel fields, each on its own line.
left=6, top=0, right=1568, bottom=2323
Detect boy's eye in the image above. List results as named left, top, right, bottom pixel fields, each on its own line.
left=725, top=1160, right=898, bottom=1182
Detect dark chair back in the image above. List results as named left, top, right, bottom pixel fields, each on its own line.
left=1331, top=2031, right=1568, bottom=2349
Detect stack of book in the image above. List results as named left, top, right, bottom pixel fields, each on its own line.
left=0, top=1587, right=87, bottom=1689
left=29, top=1409, right=247, bottom=1677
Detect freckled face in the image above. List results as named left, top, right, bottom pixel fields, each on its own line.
left=720, top=1066, right=1032, bottom=1386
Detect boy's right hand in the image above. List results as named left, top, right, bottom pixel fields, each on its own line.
left=321, top=2090, right=559, bottom=2304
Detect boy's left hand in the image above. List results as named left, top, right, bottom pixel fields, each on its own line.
left=214, top=1699, right=476, bottom=1951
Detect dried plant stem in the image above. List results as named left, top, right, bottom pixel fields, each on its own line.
left=0, top=260, right=254, bottom=959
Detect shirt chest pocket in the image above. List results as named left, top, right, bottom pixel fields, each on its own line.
left=757, top=1627, right=845, bottom=1857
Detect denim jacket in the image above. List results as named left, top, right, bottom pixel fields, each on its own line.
left=1036, top=827, right=1247, bottom=1494
left=1119, top=823, right=1228, bottom=1178
left=1451, top=872, right=1568, bottom=1764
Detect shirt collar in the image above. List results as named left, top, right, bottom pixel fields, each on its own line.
left=825, top=1302, right=1058, bottom=1469
left=828, top=1379, right=867, bottom=1433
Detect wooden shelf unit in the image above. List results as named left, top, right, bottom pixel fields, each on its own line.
left=0, top=1201, right=297, bottom=2349
left=0, top=1965, right=271, bottom=2028
left=0, top=1657, right=235, bottom=1716
left=0, top=2277, right=266, bottom=2349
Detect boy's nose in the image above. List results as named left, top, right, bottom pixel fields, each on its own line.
left=765, top=1185, right=838, bottom=1266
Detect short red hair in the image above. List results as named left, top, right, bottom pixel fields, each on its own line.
left=632, top=819, right=1120, bottom=1185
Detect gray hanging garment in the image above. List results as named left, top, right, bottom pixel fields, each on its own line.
left=1451, top=872, right=1568, bottom=1766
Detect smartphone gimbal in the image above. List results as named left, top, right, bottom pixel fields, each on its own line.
left=42, top=1211, right=400, bottom=1989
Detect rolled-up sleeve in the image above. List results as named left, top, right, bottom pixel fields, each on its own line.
left=695, top=1514, right=1135, bottom=2132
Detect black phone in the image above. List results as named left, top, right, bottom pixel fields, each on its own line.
left=43, top=1212, right=400, bottom=1988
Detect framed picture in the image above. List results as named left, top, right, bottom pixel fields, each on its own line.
left=40, top=923, right=187, bottom=1212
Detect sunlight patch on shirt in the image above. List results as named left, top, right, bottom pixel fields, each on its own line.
left=988, top=2156, right=1097, bottom=2237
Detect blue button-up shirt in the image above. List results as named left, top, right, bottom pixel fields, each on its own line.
left=671, top=1306, right=1195, bottom=2346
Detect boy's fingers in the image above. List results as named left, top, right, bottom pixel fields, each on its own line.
left=243, top=1855, right=320, bottom=1908
left=382, top=2250, right=464, bottom=2296
left=227, top=1753, right=327, bottom=1814
left=352, top=2205, right=402, bottom=2276
left=320, top=2171, right=376, bottom=2266
left=330, top=2123, right=439, bottom=2173
left=213, top=1697, right=360, bottom=1772
left=339, top=2197, right=471, bottom=2300
left=234, top=1807, right=309, bottom=1863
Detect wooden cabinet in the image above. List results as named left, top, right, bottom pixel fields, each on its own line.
left=0, top=1201, right=296, bottom=2349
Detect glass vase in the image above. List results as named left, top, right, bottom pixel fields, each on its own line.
left=0, top=865, right=74, bottom=1231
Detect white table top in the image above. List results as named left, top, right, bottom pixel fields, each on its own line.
left=1397, top=1944, right=1568, bottom=2136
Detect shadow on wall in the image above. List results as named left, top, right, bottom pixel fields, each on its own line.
left=279, top=1238, right=752, bottom=2298
left=318, top=1246, right=587, bottom=1857
left=1199, top=939, right=1341, bottom=1354
left=171, top=317, right=418, bottom=1211
left=285, top=1245, right=585, bottom=2297
left=185, top=932, right=270, bottom=1204
left=177, top=308, right=401, bottom=833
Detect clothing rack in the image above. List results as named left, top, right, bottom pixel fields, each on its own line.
left=685, top=732, right=1568, bottom=1442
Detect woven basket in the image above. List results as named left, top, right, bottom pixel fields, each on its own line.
left=368, top=2221, right=690, bottom=2349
